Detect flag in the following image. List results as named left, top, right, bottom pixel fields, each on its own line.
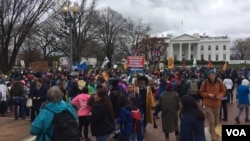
left=154, top=48, right=160, bottom=56
left=151, top=48, right=160, bottom=63
left=134, top=48, right=139, bottom=56
left=101, top=57, right=110, bottom=68
left=222, top=62, right=227, bottom=71
left=207, top=61, right=213, bottom=69
left=77, top=62, right=87, bottom=71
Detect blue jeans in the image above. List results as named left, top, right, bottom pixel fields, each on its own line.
left=13, top=96, right=25, bottom=119
left=96, top=134, right=110, bottom=141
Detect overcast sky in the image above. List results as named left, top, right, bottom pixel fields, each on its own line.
left=80, top=0, right=250, bottom=41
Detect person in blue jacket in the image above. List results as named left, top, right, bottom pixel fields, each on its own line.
left=179, top=95, right=206, bottom=141
left=235, top=79, right=250, bottom=123
left=30, top=86, right=78, bottom=141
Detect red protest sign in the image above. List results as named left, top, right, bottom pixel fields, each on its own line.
left=127, top=56, right=145, bottom=68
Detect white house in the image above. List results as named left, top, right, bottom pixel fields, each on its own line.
left=167, top=33, right=230, bottom=62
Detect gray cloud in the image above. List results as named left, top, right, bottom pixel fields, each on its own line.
left=94, top=0, right=250, bottom=40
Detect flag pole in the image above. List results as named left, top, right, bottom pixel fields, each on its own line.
left=181, top=20, right=183, bottom=34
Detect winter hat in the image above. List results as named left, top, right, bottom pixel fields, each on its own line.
left=208, top=70, right=216, bottom=75
left=242, top=79, right=249, bottom=86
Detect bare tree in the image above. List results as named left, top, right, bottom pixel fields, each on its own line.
left=19, top=41, right=44, bottom=65
left=119, top=18, right=151, bottom=56
left=138, top=35, right=169, bottom=67
left=93, top=7, right=127, bottom=68
left=21, top=21, right=59, bottom=64
left=45, top=0, right=97, bottom=64
left=0, top=0, right=57, bottom=74
left=231, top=37, right=250, bottom=61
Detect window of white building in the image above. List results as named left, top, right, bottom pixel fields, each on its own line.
left=223, top=54, right=226, bottom=60
left=216, top=54, right=219, bottom=61
left=208, top=54, right=211, bottom=60
left=223, top=45, right=226, bottom=50
left=201, top=46, right=204, bottom=51
left=201, top=55, right=204, bottom=60
left=216, top=45, right=218, bottom=50
left=208, top=45, right=211, bottom=50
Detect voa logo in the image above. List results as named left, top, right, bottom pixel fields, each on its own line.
left=226, top=129, right=246, bottom=136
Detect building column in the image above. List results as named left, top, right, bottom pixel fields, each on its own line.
left=171, top=43, right=173, bottom=58
left=196, top=43, right=200, bottom=60
left=179, top=43, right=182, bottom=61
left=188, top=43, right=191, bottom=60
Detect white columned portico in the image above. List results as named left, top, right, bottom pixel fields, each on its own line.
left=188, top=43, right=191, bottom=60
left=179, top=43, right=182, bottom=61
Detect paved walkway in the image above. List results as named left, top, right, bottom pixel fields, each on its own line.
left=1, top=98, right=249, bottom=141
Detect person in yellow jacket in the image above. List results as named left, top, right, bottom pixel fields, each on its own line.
left=199, top=70, right=225, bottom=141
left=134, top=75, right=154, bottom=132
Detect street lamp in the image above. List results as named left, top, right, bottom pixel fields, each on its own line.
left=61, top=0, right=79, bottom=72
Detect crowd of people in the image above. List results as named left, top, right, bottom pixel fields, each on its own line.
left=0, top=66, right=249, bottom=141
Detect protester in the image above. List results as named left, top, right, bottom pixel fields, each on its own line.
left=30, top=86, right=78, bottom=141
left=71, top=87, right=92, bottom=141
left=199, top=70, right=225, bottom=141
left=21, top=80, right=31, bottom=117
left=109, top=79, right=124, bottom=139
left=158, top=82, right=180, bottom=141
left=223, top=75, right=233, bottom=103
left=117, top=94, right=137, bottom=141
left=89, top=88, right=115, bottom=141
left=235, top=79, right=250, bottom=123
left=10, top=80, right=25, bottom=120
left=179, top=95, right=206, bottom=141
left=185, top=73, right=200, bottom=102
left=134, top=75, right=154, bottom=132
left=30, top=78, right=48, bottom=122
left=0, top=78, right=8, bottom=116
left=57, top=81, right=68, bottom=102
left=220, top=86, right=229, bottom=121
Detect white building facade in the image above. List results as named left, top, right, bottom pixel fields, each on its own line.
left=167, top=34, right=230, bottom=62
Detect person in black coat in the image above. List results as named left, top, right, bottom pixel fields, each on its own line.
left=89, top=88, right=115, bottom=141
left=30, top=78, right=48, bottom=122
left=10, top=80, right=25, bottom=120
left=179, top=95, right=206, bottom=141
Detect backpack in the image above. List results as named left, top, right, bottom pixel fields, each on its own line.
left=46, top=108, right=79, bottom=141
left=189, top=80, right=198, bottom=95
left=131, top=109, right=141, bottom=133
left=121, top=107, right=141, bottom=135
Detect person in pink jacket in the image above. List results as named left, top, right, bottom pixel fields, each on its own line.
left=72, top=87, right=93, bottom=141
